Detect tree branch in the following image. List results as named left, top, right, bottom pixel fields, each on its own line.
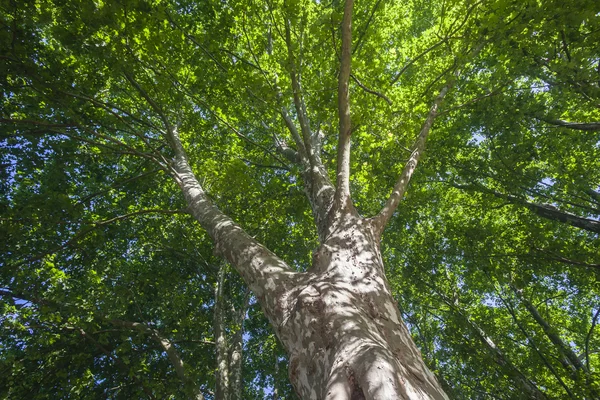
left=585, top=308, right=600, bottom=370
left=281, top=20, right=335, bottom=239
left=335, top=0, right=354, bottom=209
left=75, top=327, right=158, bottom=400
left=536, top=116, right=600, bottom=132
left=455, top=183, right=600, bottom=234
left=350, top=73, right=392, bottom=105
left=352, top=0, right=383, bottom=55
left=373, top=85, right=449, bottom=235
left=166, top=125, right=300, bottom=329
left=126, top=70, right=302, bottom=323
left=110, top=319, right=204, bottom=400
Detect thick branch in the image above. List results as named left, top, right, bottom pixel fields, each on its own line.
left=456, top=183, right=600, bottom=233
left=279, top=107, right=307, bottom=161
left=167, top=127, right=299, bottom=328
left=284, top=20, right=314, bottom=158
left=281, top=26, right=335, bottom=238
left=335, top=0, right=354, bottom=208
left=536, top=116, right=600, bottom=132
left=127, top=72, right=301, bottom=327
left=373, top=86, right=449, bottom=235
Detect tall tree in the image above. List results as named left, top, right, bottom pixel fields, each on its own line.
left=1, top=0, right=598, bottom=399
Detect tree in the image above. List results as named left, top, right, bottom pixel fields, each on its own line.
left=1, top=0, right=599, bottom=399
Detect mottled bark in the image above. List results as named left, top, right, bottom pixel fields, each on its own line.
left=276, top=212, right=448, bottom=400
left=157, top=1, right=459, bottom=397
left=173, top=140, right=448, bottom=398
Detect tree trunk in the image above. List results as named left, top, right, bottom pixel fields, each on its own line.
left=272, top=213, right=448, bottom=400
left=430, top=284, right=548, bottom=400
left=511, top=285, right=588, bottom=374
left=215, top=265, right=230, bottom=400
left=229, top=289, right=248, bottom=400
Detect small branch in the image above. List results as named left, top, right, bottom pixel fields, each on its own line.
left=12, top=209, right=186, bottom=269
left=454, top=183, right=600, bottom=234
left=352, top=0, right=383, bottom=55
left=390, top=40, right=446, bottom=85
left=350, top=73, right=392, bottom=105
left=560, top=30, right=571, bottom=62
left=0, top=118, right=76, bottom=128
left=166, top=12, right=228, bottom=73
left=78, top=168, right=161, bottom=205
left=76, top=327, right=157, bottom=400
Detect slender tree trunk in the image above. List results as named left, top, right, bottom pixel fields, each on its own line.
left=229, top=290, right=248, bottom=400
left=214, top=265, right=230, bottom=400
left=229, top=326, right=243, bottom=400
left=427, top=285, right=548, bottom=400
left=463, top=313, right=548, bottom=400
left=511, top=285, right=588, bottom=374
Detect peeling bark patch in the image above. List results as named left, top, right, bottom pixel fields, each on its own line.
left=346, top=366, right=366, bottom=400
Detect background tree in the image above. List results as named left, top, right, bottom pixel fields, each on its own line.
left=1, top=0, right=598, bottom=398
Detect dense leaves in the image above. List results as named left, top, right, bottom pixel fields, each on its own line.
left=1, top=0, right=598, bottom=398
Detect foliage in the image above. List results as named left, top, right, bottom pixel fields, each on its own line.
left=1, top=0, right=598, bottom=398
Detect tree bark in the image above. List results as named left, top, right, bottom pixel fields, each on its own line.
left=229, top=289, right=249, bottom=400
left=275, top=212, right=448, bottom=400
left=173, top=139, right=448, bottom=397
left=215, top=265, right=230, bottom=400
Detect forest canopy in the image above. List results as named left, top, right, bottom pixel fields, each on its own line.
left=1, top=0, right=599, bottom=398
